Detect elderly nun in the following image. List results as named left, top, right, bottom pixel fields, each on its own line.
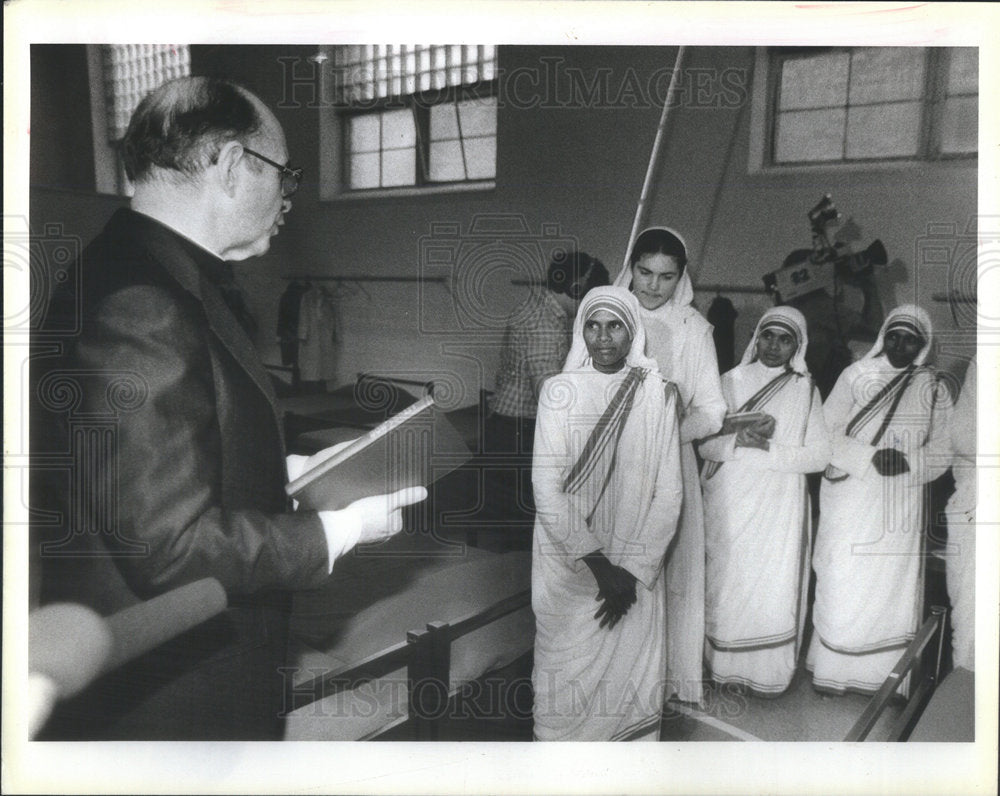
left=531, top=286, right=682, bottom=741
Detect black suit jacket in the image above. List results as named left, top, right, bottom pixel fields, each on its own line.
left=31, top=208, right=330, bottom=739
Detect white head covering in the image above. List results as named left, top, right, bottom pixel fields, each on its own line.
left=862, top=304, right=933, bottom=367
left=564, top=285, right=658, bottom=372
left=739, top=305, right=810, bottom=375
left=613, top=226, right=695, bottom=319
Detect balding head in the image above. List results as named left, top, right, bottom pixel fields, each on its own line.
left=121, top=76, right=271, bottom=185
left=124, top=76, right=294, bottom=260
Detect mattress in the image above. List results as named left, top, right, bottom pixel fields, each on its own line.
left=284, top=534, right=533, bottom=740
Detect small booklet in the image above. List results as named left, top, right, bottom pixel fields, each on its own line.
left=726, top=411, right=770, bottom=425
left=286, top=395, right=473, bottom=512
left=718, top=411, right=771, bottom=435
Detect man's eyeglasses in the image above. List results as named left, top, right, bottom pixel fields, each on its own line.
left=242, top=147, right=303, bottom=198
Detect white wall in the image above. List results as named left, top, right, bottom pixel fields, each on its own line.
left=30, top=45, right=978, bottom=399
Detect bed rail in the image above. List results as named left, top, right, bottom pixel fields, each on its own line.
left=845, top=605, right=948, bottom=742
left=356, top=372, right=435, bottom=397
left=284, top=587, right=532, bottom=738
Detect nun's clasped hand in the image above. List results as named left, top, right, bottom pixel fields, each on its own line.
left=735, top=420, right=772, bottom=451
left=583, top=551, right=638, bottom=630
left=872, top=447, right=910, bottom=476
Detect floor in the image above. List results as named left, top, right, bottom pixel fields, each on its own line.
left=374, top=646, right=906, bottom=743
left=659, top=666, right=903, bottom=743
left=370, top=486, right=956, bottom=743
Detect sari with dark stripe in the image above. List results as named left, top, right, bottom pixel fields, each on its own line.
left=702, top=369, right=799, bottom=481
left=822, top=366, right=920, bottom=482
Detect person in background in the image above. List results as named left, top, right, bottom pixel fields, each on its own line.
left=614, top=226, right=727, bottom=705
left=699, top=306, right=830, bottom=696
left=944, top=357, right=976, bottom=672
left=778, top=247, right=885, bottom=400
left=808, top=305, right=953, bottom=695
left=30, top=76, right=425, bottom=740
left=484, top=251, right=609, bottom=529
left=531, top=286, right=682, bottom=741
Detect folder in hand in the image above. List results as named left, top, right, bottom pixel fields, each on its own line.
left=286, top=395, right=473, bottom=511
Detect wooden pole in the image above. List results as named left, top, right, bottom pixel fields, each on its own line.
left=621, top=46, right=687, bottom=277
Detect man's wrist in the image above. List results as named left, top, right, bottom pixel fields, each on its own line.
left=317, top=509, right=363, bottom=573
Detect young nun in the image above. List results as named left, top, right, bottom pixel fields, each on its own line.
left=808, top=305, right=954, bottom=695
left=614, top=226, right=727, bottom=704
left=531, top=286, right=683, bottom=741
left=699, top=306, right=830, bottom=696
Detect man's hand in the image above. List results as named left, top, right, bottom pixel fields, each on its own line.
left=316, top=486, right=428, bottom=571
left=345, top=486, right=428, bottom=545
left=287, top=439, right=359, bottom=510
left=287, top=439, right=358, bottom=484
left=872, top=447, right=910, bottom=477
left=583, top=551, right=637, bottom=630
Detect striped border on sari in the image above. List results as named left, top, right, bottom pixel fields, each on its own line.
left=562, top=367, right=645, bottom=514
left=823, top=365, right=923, bottom=482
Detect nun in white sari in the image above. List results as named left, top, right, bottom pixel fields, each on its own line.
left=699, top=306, right=830, bottom=695
left=614, top=227, right=727, bottom=704
left=531, top=286, right=682, bottom=741
left=807, top=305, right=954, bottom=695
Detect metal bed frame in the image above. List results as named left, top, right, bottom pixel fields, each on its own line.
left=285, top=598, right=949, bottom=742
left=847, top=605, right=949, bottom=742
left=284, top=587, right=532, bottom=741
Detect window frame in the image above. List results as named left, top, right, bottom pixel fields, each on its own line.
left=748, top=46, right=977, bottom=174
left=319, top=50, right=498, bottom=201
left=87, top=45, right=122, bottom=195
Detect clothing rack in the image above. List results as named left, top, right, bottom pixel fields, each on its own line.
left=509, top=279, right=771, bottom=294
left=931, top=292, right=976, bottom=303
left=283, top=275, right=448, bottom=284
left=694, top=283, right=771, bottom=295
left=283, top=275, right=450, bottom=301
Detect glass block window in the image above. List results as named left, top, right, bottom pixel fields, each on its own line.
left=333, top=45, right=496, bottom=103
left=326, top=45, right=497, bottom=193
left=769, top=47, right=977, bottom=165
left=102, top=45, right=191, bottom=141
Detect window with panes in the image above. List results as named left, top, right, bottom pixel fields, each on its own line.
left=767, top=47, right=977, bottom=166
left=324, top=45, right=497, bottom=192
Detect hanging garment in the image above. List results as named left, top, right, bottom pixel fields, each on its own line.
left=277, top=280, right=310, bottom=367
left=297, top=285, right=339, bottom=382
left=707, top=295, right=738, bottom=375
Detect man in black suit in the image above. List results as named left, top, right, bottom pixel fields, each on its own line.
left=30, top=76, right=425, bottom=740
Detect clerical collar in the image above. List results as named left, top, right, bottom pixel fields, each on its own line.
left=176, top=234, right=233, bottom=289
left=128, top=209, right=234, bottom=288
